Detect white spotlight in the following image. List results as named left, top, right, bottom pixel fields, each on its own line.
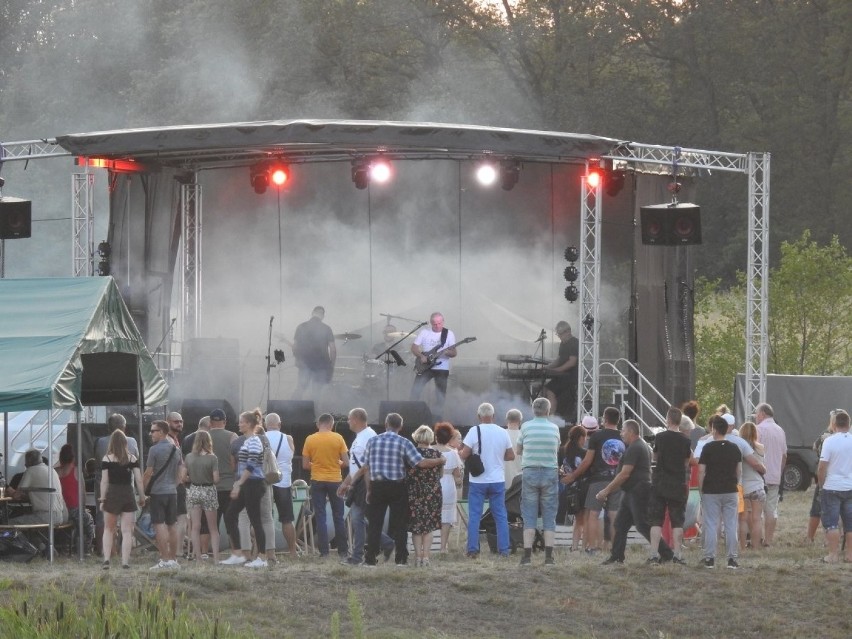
left=476, top=163, right=498, bottom=186
left=369, top=159, right=392, bottom=184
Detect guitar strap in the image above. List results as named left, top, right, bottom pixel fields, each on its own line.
left=440, top=328, right=448, bottom=347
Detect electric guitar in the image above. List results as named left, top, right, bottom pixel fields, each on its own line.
left=414, top=337, right=477, bottom=376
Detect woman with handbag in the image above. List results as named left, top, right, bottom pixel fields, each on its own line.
left=560, top=423, right=592, bottom=551
left=223, top=409, right=269, bottom=568
left=434, top=422, right=462, bottom=552
left=100, top=430, right=146, bottom=569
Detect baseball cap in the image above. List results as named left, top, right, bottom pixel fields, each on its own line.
left=721, top=413, right=735, bottom=426
left=210, top=409, right=226, bottom=422
left=581, top=415, right=599, bottom=432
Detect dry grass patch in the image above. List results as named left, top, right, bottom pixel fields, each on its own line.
left=1, top=490, right=849, bottom=638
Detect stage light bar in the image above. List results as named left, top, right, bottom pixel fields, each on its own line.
left=369, top=158, right=392, bottom=184
left=270, top=164, right=289, bottom=186
left=586, top=163, right=602, bottom=189
left=250, top=161, right=290, bottom=194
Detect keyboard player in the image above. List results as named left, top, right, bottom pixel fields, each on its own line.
left=543, top=321, right=579, bottom=423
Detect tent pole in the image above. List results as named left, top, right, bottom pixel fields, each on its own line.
left=76, top=409, right=84, bottom=561
left=137, top=366, right=145, bottom=470
left=48, top=411, right=54, bottom=563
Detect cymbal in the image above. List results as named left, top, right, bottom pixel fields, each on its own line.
left=334, top=332, right=362, bottom=340
left=385, top=331, right=411, bottom=338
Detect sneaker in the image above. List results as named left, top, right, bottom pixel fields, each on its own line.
left=646, top=556, right=661, bottom=566
left=394, top=561, right=408, bottom=567
left=382, top=546, right=394, bottom=562
left=362, top=561, right=378, bottom=568
left=727, top=558, right=740, bottom=570
left=544, top=556, right=555, bottom=566
left=465, top=551, right=479, bottom=559
left=421, top=558, right=430, bottom=567
left=219, top=555, right=247, bottom=566
left=164, top=559, right=180, bottom=569
left=601, top=557, right=623, bottom=565
left=702, top=557, right=715, bottom=569
left=121, top=564, right=131, bottom=570
left=671, top=557, right=687, bottom=566
left=245, top=558, right=268, bottom=568
left=519, top=555, right=532, bottom=566
left=102, top=560, right=110, bottom=570
left=149, top=560, right=169, bottom=571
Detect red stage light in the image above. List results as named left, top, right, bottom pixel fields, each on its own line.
left=270, top=166, right=289, bottom=186
left=369, top=159, right=392, bottom=183
left=586, top=167, right=602, bottom=189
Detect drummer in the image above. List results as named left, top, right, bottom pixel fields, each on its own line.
left=371, top=324, right=399, bottom=357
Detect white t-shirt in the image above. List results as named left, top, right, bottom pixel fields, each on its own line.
left=439, top=448, right=461, bottom=505
left=463, top=423, right=513, bottom=484
left=350, top=427, right=377, bottom=469
left=413, top=328, right=456, bottom=371
left=267, top=430, right=293, bottom=488
left=821, top=431, right=852, bottom=491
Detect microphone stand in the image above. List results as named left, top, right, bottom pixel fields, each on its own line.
left=533, top=329, right=548, bottom=400
left=375, top=322, right=425, bottom=401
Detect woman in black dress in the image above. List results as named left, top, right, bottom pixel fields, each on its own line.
left=100, top=430, right=146, bottom=569
left=407, top=425, right=442, bottom=567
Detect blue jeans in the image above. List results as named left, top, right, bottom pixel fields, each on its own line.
left=521, top=467, right=559, bottom=532
left=701, top=492, right=739, bottom=560
left=348, top=502, right=394, bottom=563
left=820, top=489, right=852, bottom=530
left=467, top=481, right=509, bottom=555
left=311, top=480, right=348, bottom=557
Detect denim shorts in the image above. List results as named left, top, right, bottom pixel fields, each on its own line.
left=820, top=489, right=852, bottom=530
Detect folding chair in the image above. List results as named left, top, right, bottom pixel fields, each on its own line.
left=291, top=480, right=315, bottom=554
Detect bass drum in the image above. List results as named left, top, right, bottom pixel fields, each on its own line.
left=363, top=358, right=385, bottom=382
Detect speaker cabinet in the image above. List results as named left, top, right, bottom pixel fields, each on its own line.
left=378, top=400, right=433, bottom=433
left=266, top=400, right=316, bottom=428
left=0, top=197, right=32, bottom=239
left=179, top=399, right=238, bottom=436
left=640, top=203, right=701, bottom=245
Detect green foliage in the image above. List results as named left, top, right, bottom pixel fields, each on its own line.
left=695, top=231, right=852, bottom=410
left=0, top=580, right=245, bottom=639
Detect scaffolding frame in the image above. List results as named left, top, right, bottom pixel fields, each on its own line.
left=72, top=171, right=95, bottom=277
left=576, top=166, right=602, bottom=423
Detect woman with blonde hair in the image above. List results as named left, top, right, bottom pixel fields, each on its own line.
left=182, top=430, right=220, bottom=563
left=407, top=425, right=443, bottom=566
left=738, top=421, right=765, bottom=550
left=100, top=429, right=146, bottom=569
left=222, top=409, right=268, bottom=568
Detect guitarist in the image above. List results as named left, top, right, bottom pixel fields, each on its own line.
left=410, top=312, right=457, bottom=420
left=292, top=305, right=336, bottom=400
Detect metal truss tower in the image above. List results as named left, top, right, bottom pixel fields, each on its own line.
left=72, top=171, right=95, bottom=276
left=577, top=168, right=602, bottom=423
left=179, top=177, right=202, bottom=340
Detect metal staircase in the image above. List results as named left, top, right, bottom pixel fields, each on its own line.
left=598, top=359, right=672, bottom=437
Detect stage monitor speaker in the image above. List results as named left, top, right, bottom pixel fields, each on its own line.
left=640, top=203, right=702, bottom=245
left=179, top=399, right=238, bottom=437
left=266, top=400, right=316, bottom=428
left=378, top=401, right=433, bottom=434
left=0, top=197, right=32, bottom=239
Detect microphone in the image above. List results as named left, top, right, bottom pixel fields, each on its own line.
left=269, top=315, right=274, bottom=326
left=535, top=329, right=546, bottom=342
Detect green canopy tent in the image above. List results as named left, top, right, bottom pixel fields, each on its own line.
left=0, top=277, right=168, bottom=561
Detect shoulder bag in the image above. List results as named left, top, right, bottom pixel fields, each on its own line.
left=144, top=445, right=177, bottom=496
left=466, top=424, right=485, bottom=477
left=263, top=434, right=284, bottom=485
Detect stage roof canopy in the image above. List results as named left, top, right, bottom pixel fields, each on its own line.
left=0, top=277, right=168, bottom=412
left=54, top=119, right=626, bottom=170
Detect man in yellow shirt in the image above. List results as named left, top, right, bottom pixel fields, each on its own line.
left=302, top=413, right=349, bottom=558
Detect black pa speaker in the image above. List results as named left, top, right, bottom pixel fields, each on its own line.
left=378, top=401, right=433, bottom=433
left=640, top=203, right=701, bottom=245
left=179, top=399, right=238, bottom=436
left=266, top=400, right=316, bottom=428
left=0, top=197, right=32, bottom=239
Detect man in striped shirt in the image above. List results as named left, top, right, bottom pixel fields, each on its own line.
left=516, top=397, right=561, bottom=566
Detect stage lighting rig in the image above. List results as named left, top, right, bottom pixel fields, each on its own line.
left=475, top=161, right=498, bottom=186
left=250, top=161, right=290, bottom=194
left=500, top=159, right=521, bottom=191
left=351, top=156, right=393, bottom=189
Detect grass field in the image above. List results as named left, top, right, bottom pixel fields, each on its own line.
left=1, top=489, right=849, bottom=638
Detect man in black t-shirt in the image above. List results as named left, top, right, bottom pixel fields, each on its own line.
left=543, top=321, right=579, bottom=422
left=562, top=406, right=624, bottom=553
left=698, top=415, right=743, bottom=569
left=596, top=420, right=675, bottom=565
left=292, top=306, right=336, bottom=399
left=648, top=407, right=692, bottom=563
